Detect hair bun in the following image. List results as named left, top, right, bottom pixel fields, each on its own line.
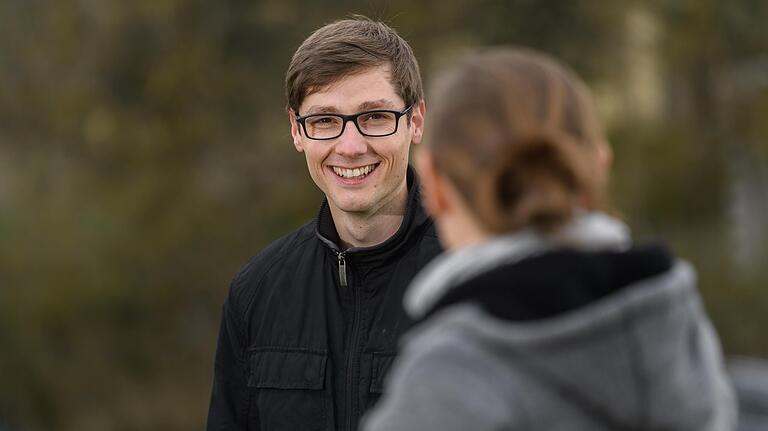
left=477, top=131, right=591, bottom=233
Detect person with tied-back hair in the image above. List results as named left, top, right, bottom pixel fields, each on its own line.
left=363, top=47, right=737, bottom=431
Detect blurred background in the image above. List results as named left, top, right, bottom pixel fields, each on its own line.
left=0, top=0, right=766, bottom=429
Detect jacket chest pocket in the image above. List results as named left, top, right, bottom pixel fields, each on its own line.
left=247, top=347, right=330, bottom=431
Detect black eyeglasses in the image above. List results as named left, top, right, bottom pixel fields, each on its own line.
left=295, top=105, right=413, bottom=140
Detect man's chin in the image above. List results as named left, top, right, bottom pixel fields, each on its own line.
left=327, top=196, right=374, bottom=216
left=333, top=203, right=373, bottom=215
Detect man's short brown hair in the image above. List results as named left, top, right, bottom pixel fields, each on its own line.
left=285, top=16, right=423, bottom=114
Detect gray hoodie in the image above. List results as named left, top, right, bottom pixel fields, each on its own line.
left=363, top=213, right=736, bottom=431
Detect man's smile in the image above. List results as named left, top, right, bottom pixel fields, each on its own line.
left=330, top=163, right=381, bottom=180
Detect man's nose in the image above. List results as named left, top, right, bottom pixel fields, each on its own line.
left=334, top=120, right=368, bottom=157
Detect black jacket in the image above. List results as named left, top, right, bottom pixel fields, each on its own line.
left=207, top=169, right=442, bottom=431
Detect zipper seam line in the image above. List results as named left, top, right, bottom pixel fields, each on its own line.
left=344, top=264, right=361, bottom=431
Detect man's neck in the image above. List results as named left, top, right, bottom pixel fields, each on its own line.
left=330, top=184, right=409, bottom=250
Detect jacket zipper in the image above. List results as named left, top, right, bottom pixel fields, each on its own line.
left=346, top=275, right=361, bottom=431
left=336, top=250, right=361, bottom=431
left=337, top=251, right=348, bottom=287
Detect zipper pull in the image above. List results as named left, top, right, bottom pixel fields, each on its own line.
left=337, top=252, right=348, bottom=287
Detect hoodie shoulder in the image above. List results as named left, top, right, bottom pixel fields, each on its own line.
left=363, top=318, right=525, bottom=431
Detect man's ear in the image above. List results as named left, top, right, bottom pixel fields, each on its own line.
left=409, top=100, right=426, bottom=145
left=289, top=110, right=304, bottom=153
left=416, top=150, right=450, bottom=218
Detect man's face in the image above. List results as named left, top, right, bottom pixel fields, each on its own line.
left=290, top=65, right=425, bottom=217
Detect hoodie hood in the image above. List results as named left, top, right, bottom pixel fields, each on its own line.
left=405, top=211, right=631, bottom=319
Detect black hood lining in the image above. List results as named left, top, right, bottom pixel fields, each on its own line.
left=424, top=244, right=674, bottom=322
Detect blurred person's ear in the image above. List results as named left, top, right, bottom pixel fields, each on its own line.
left=417, top=150, right=490, bottom=250
left=597, top=139, right=613, bottom=175
left=593, top=139, right=613, bottom=205
left=289, top=110, right=304, bottom=153
left=416, top=150, right=449, bottom=218
left=578, top=139, right=613, bottom=210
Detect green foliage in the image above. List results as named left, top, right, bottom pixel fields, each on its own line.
left=0, top=0, right=766, bottom=429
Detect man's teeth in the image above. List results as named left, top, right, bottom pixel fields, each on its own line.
left=333, top=165, right=376, bottom=179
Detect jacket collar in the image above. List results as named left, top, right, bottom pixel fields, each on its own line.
left=404, top=212, right=632, bottom=319
left=315, top=166, right=432, bottom=264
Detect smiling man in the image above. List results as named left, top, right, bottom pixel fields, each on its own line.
left=206, top=17, right=442, bottom=431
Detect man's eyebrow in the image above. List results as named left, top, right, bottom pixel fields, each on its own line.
left=357, top=99, right=397, bottom=111
left=301, top=100, right=397, bottom=115
left=302, top=105, right=339, bottom=115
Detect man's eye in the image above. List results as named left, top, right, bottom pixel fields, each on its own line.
left=308, top=117, right=340, bottom=128
left=360, top=112, right=391, bottom=122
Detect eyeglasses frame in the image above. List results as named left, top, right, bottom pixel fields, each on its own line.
left=294, top=104, right=414, bottom=141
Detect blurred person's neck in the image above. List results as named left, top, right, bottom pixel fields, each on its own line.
left=431, top=177, right=491, bottom=251
left=436, top=211, right=490, bottom=251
